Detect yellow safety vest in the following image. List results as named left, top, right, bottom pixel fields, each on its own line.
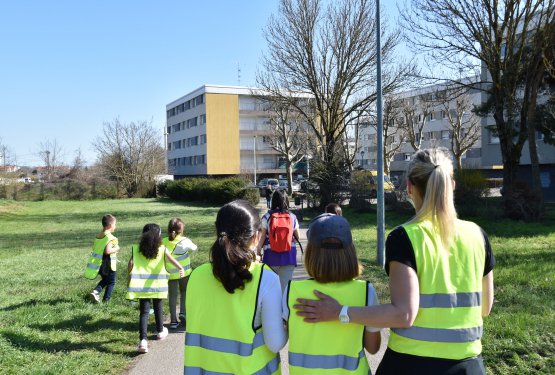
left=389, top=219, right=486, bottom=360
left=185, top=262, right=280, bottom=375
left=163, top=235, right=193, bottom=280
left=84, top=232, right=117, bottom=279
left=126, top=244, right=169, bottom=300
left=288, top=279, right=370, bottom=375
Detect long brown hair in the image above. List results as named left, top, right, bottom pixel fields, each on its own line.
left=210, top=200, right=261, bottom=293
left=139, top=223, right=163, bottom=259
left=167, top=218, right=184, bottom=241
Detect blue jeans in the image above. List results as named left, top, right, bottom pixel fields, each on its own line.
left=94, top=271, right=116, bottom=302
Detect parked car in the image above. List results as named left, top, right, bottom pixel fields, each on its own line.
left=257, top=178, right=279, bottom=196
left=350, top=170, right=395, bottom=198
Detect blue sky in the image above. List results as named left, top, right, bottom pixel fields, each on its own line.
left=0, top=1, right=401, bottom=167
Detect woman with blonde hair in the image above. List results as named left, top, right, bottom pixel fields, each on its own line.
left=295, top=148, right=495, bottom=374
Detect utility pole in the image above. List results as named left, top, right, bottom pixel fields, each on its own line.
left=253, top=135, right=257, bottom=185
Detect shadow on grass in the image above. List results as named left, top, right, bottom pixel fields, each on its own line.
left=27, top=314, right=138, bottom=335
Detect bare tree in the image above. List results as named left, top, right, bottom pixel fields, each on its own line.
left=37, top=139, right=64, bottom=182
left=375, top=95, right=406, bottom=175
left=92, top=119, right=165, bottom=197
left=437, top=88, right=481, bottom=170
left=401, top=0, right=555, bottom=200
left=0, top=138, right=15, bottom=172
left=261, top=98, right=311, bottom=194
left=398, top=93, right=434, bottom=152
left=257, top=0, right=413, bottom=204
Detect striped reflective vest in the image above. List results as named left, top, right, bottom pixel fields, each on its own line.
left=287, top=279, right=370, bottom=375
left=126, top=245, right=169, bottom=300
left=389, top=219, right=486, bottom=360
left=185, top=263, right=280, bottom=375
left=163, top=235, right=193, bottom=280
left=84, top=232, right=117, bottom=279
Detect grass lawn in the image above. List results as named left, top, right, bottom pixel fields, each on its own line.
left=0, top=198, right=553, bottom=374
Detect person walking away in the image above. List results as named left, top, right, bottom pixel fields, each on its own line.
left=184, top=200, right=286, bottom=374
left=324, top=202, right=342, bottom=216
left=84, top=214, right=120, bottom=303
left=163, top=218, right=198, bottom=329
left=265, top=183, right=273, bottom=209
left=284, top=213, right=381, bottom=374
left=257, top=189, right=300, bottom=292
left=294, top=148, right=495, bottom=375
left=127, top=223, right=185, bottom=353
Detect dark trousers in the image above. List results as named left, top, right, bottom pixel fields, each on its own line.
left=94, top=271, right=116, bottom=302
left=139, top=298, right=164, bottom=340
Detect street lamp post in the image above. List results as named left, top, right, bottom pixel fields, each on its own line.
left=376, top=0, right=385, bottom=267
left=360, top=150, right=365, bottom=169
left=253, top=135, right=257, bottom=185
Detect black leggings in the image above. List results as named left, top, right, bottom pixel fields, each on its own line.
left=139, top=298, right=164, bottom=340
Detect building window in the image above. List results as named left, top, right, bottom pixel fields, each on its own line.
left=428, top=112, right=434, bottom=121
left=427, top=131, right=435, bottom=140
left=488, top=129, right=500, bottom=144
left=441, top=110, right=446, bottom=119
left=404, top=153, right=411, bottom=161
left=167, top=143, right=171, bottom=151
left=167, top=126, right=171, bottom=134
left=200, top=114, right=206, bottom=125
left=200, top=134, right=207, bottom=144
left=441, top=130, right=450, bottom=140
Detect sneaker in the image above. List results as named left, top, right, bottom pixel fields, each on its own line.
left=89, top=290, right=100, bottom=304
left=157, top=327, right=168, bottom=340
left=137, top=339, right=148, bottom=353
left=179, top=313, right=186, bottom=323
left=169, top=321, right=179, bottom=330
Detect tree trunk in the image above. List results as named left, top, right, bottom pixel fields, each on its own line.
left=525, top=68, right=544, bottom=191
left=456, top=155, right=463, bottom=171
left=287, top=162, right=294, bottom=195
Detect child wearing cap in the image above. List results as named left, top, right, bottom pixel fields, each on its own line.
left=283, top=213, right=381, bottom=374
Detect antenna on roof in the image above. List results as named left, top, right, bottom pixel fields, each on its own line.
left=237, top=62, right=242, bottom=86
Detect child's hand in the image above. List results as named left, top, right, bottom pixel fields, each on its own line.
left=178, top=268, right=185, bottom=278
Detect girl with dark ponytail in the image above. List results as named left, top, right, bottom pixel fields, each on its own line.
left=184, top=200, right=286, bottom=374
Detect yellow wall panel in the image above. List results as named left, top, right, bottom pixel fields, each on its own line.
left=205, top=93, right=240, bottom=174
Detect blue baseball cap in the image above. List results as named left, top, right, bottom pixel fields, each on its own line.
left=308, top=213, right=353, bottom=248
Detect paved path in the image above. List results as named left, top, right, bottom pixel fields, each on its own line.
left=125, top=198, right=387, bottom=374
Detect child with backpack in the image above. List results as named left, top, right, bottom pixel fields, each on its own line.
left=257, top=189, right=300, bottom=291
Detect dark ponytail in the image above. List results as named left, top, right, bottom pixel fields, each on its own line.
left=168, top=218, right=184, bottom=241
left=139, top=223, right=162, bottom=259
left=210, top=200, right=261, bottom=293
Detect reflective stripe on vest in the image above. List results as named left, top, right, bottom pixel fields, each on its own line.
left=163, top=236, right=193, bottom=280
left=388, top=219, right=486, bottom=360
left=287, top=279, right=370, bottom=374
left=84, top=233, right=114, bottom=280
left=185, top=263, right=280, bottom=375
left=126, top=244, right=169, bottom=300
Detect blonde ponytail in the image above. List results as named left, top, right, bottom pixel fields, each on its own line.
left=407, top=148, right=457, bottom=249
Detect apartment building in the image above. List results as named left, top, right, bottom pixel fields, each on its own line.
left=165, top=85, right=287, bottom=177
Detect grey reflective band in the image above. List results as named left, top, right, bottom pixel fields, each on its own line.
left=86, top=263, right=100, bottom=270
left=127, top=287, right=168, bottom=292
left=130, top=274, right=169, bottom=280
left=168, top=264, right=192, bottom=273
left=91, top=253, right=103, bottom=260
left=184, top=356, right=279, bottom=375
left=185, top=331, right=265, bottom=356
left=392, top=325, right=483, bottom=343
left=420, top=292, right=482, bottom=308
left=174, top=254, right=190, bottom=262
left=289, top=349, right=364, bottom=371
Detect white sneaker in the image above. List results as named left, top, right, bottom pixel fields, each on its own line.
left=89, top=290, right=100, bottom=304
left=137, top=339, right=148, bottom=353
left=157, top=327, right=168, bottom=340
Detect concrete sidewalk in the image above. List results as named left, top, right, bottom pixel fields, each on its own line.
left=125, top=199, right=387, bottom=374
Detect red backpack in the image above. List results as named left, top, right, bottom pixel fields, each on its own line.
left=268, top=211, right=294, bottom=252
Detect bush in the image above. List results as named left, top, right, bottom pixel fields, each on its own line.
left=454, top=169, right=489, bottom=216
left=504, top=181, right=543, bottom=221
left=240, top=187, right=260, bottom=206
left=161, top=177, right=252, bottom=205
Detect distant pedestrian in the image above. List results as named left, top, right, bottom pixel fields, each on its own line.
left=127, top=223, right=185, bottom=354
left=265, top=183, right=273, bottom=208
left=257, top=189, right=300, bottom=291
left=162, top=218, right=197, bottom=330
left=284, top=213, right=381, bottom=374
left=84, top=214, right=120, bottom=303
left=184, top=200, right=286, bottom=374
left=325, top=202, right=342, bottom=216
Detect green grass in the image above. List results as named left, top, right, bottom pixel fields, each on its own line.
left=0, top=199, right=553, bottom=374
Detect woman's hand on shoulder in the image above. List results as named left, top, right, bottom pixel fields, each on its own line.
left=293, top=290, right=341, bottom=323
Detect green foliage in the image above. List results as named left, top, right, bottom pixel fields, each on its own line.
left=161, top=177, right=251, bottom=205
left=454, top=169, right=489, bottom=216
left=240, top=187, right=261, bottom=206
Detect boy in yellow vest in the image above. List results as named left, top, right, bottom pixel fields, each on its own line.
left=84, top=214, right=120, bottom=303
